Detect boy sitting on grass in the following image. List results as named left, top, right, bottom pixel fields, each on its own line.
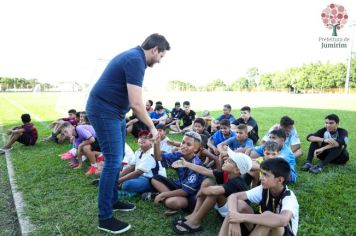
left=0, top=114, right=38, bottom=154
left=61, top=122, right=100, bottom=175
left=301, top=114, right=349, bottom=174
left=151, top=131, right=205, bottom=216
left=208, top=119, right=235, bottom=155
left=44, top=109, right=78, bottom=144
left=219, top=158, right=299, bottom=236
left=246, top=140, right=280, bottom=188
left=217, top=124, right=254, bottom=153
left=171, top=148, right=252, bottom=234
left=118, top=130, right=166, bottom=194
left=250, top=128, right=297, bottom=183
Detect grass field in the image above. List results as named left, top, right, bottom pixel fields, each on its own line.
left=0, top=92, right=355, bottom=236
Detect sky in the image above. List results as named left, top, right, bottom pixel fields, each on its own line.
left=1, top=0, right=356, bottom=91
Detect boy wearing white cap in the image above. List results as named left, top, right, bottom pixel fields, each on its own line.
left=171, top=148, right=252, bottom=234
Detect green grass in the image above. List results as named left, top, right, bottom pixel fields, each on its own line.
left=0, top=93, right=355, bottom=236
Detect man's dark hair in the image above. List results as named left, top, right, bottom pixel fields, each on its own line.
left=68, top=109, right=76, bottom=114
left=148, top=100, right=153, bottom=106
left=183, top=101, right=190, bottom=106
left=141, top=33, right=170, bottom=52
left=21, top=114, right=31, bottom=123
left=175, top=101, right=181, bottom=106
left=280, top=116, right=294, bottom=127
left=194, top=118, right=206, bottom=127
left=270, top=128, right=286, bottom=141
left=240, top=106, right=251, bottom=112
left=224, top=104, right=232, bottom=111
left=325, top=114, right=339, bottom=124
left=155, top=101, right=162, bottom=106
left=219, top=119, right=230, bottom=127
left=154, top=104, right=164, bottom=111
left=260, top=158, right=291, bottom=185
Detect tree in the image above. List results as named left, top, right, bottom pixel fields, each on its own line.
left=321, top=4, right=348, bottom=36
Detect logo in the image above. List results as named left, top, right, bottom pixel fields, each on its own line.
left=321, top=4, right=348, bottom=36
left=188, top=174, right=197, bottom=183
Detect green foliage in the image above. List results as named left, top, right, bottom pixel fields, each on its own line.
left=167, top=59, right=356, bottom=92
left=0, top=93, right=356, bottom=235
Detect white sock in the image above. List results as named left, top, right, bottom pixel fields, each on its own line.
left=91, top=163, right=97, bottom=168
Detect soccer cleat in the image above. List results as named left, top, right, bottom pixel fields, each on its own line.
left=112, top=201, right=136, bottom=212
left=86, top=166, right=97, bottom=175
left=98, top=217, right=131, bottom=234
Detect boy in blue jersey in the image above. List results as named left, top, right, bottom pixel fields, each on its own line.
left=208, top=119, right=235, bottom=155
left=218, top=124, right=254, bottom=153
left=151, top=131, right=205, bottom=216
left=250, top=129, right=297, bottom=183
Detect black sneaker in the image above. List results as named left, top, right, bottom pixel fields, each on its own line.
left=98, top=217, right=131, bottom=234
left=91, top=179, right=100, bottom=186
left=309, top=165, right=322, bottom=174
left=113, top=201, right=136, bottom=212
left=300, top=162, right=313, bottom=171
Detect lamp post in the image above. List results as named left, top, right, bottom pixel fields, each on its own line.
left=345, top=21, right=356, bottom=94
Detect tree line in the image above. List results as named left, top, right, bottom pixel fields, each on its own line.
left=0, top=77, right=52, bottom=91
left=168, top=59, right=356, bottom=93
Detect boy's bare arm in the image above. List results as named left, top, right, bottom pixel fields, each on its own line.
left=176, top=158, right=214, bottom=177
left=308, top=135, right=324, bottom=143
left=227, top=192, right=248, bottom=212
left=119, top=165, right=135, bottom=177
left=153, top=138, right=162, bottom=161
left=118, top=169, right=144, bottom=184
left=200, top=185, right=225, bottom=196
left=228, top=210, right=293, bottom=228
left=202, top=149, right=222, bottom=169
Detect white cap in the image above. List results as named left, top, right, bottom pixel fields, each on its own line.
left=227, top=148, right=252, bottom=175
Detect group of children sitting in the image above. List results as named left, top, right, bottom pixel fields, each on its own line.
left=0, top=102, right=350, bottom=236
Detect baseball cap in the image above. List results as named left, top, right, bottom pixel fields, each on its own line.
left=227, top=148, right=252, bottom=175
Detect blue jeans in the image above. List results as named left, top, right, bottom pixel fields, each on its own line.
left=87, top=113, right=125, bottom=221
left=122, top=176, right=153, bottom=193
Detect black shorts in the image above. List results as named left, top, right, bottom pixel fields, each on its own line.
left=91, top=139, right=101, bottom=152
left=17, top=134, right=33, bottom=146
left=152, top=175, right=196, bottom=212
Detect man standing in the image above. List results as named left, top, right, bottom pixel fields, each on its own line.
left=86, top=33, right=170, bottom=234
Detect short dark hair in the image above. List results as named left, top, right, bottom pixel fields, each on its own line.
left=21, top=114, right=31, bottom=123
left=141, top=33, right=170, bottom=53
left=219, top=119, right=230, bottom=127
left=240, top=106, right=251, bottom=112
left=280, top=116, right=294, bottom=127
left=183, top=101, right=190, bottom=106
left=155, top=101, right=162, bottom=106
left=154, top=104, right=164, bottom=111
left=325, top=114, right=339, bottom=124
left=260, top=158, right=291, bottom=185
left=270, top=128, right=286, bottom=141
left=60, top=121, right=73, bottom=129
left=223, top=104, right=232, bottom=111
left=264, top=141, right=279, bottom=152
left=156, top=123, right=166, bottom=130
left=194, top=118, right=205, bottom=127
left=236, top=124, right=247, bottom=132
left=147, top=100, right=153, bottom=106
left=68, top=109, right=76, bottom=114
left=175, top=101, right=181, bottom=106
